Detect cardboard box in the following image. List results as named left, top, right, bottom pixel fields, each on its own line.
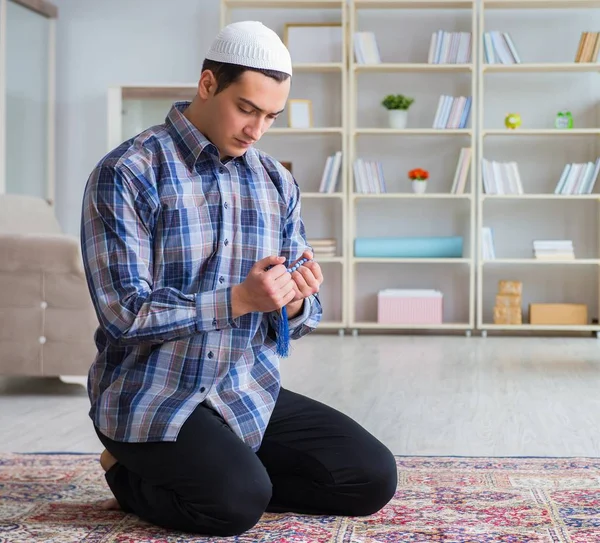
left=494, top=306, right=522, bottom=325
left=498, top=280, right=522, bottom=296
left=529, top=303, right=588, bottom=325
left=496, top=294, right=521, bottom=308
left=377, top=289, right=443, bottom=324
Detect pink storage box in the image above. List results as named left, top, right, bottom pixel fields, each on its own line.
left=377, top=289, right=443, bottom=324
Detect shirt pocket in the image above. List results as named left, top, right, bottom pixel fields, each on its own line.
left=156, top=195, right=217, bottom=290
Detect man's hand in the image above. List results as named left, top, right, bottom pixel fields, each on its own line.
left=231, top=256, right=296, bottom=318
left=289, top=250, right=323, bottom=303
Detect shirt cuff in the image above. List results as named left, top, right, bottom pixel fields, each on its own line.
left=195, top=287, right=239, bottom=332
left=287, top=295, right=312, bottom=330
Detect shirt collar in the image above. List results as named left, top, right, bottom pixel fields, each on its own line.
left=165, top=101, right=259, bottom=173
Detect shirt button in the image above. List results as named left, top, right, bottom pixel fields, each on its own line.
left=212, top=318, right=217, bottom=327
left=224, top=239, right=229, bottom=246
left=223, top=202, right=228, bottom=209
left=219, top=167, right=225, bottom=174
left=200, top=386, right=206, bottom=393
left=219, top=276, right=224, bottom=284
left=208, top=351, right=214, bottom=359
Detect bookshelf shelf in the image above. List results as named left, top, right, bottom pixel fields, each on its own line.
left=354, top=63, right=473, bottom=72
left=354, top=258, right=471, bottom=264
left=484, top=63, right=600, bottom=73
left=482, top=259, right=600, bottom=265
left=354, top=129, right=473, bottom=136
left=352, top=193, right=472, bottom=199
left=483, top=129, right=600, bottom=137
left=484, top=0, right=600, bottom=9
left=482, top=324, right=600, bottom=332
left=223, top=0, right=342, bottom=8
left=301, top=192, right=344, bottom=199
left=483, top=194, right=600, bottom=200
left=268, top=128, right=344, bottom=135
left=353, top=322, right=472, bottom=330
left=354, top=0, right=473, bottom=8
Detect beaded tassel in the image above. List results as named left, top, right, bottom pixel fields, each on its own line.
left=276, top=257, right=311, bottom=357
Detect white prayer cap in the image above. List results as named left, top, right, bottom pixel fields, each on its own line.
left=205, top=21, right=292, bottom=76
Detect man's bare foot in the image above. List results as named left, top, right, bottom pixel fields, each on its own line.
left=99, top=497, right=120, bottom=510
left=100, top=449, right=117, bottom=472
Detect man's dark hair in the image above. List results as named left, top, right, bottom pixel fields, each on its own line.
left=201, top=59, right=290, bottom=95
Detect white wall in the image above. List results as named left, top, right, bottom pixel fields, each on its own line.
left=53, top=0, right=218, bottom=235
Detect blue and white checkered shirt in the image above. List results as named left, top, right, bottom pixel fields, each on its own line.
left=80, top=101, right=322, bottom=451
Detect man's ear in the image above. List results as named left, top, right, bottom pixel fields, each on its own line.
left=198, top=70, right=216, bottom=99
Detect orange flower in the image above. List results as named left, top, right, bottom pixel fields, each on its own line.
left=408, top=168, right=429, bottom=181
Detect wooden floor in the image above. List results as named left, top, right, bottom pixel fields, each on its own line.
left=1, top=335, right=599, bottom=457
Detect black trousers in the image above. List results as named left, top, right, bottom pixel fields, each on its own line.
left=95, top=388, right=397, bottom=537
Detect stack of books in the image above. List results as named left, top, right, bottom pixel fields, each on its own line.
left=575, top=32, right=600, bottom=62
left=483, top=31, right=521, bottom=64
left=353, top=32, right=381, bottom=64
left=432, top=95, right=472, bottom=129
left=318, top=151, right=342, bottom=193
left=533, top=240, right=575, bottom=260
left=554, top=158, right=600, bottom=195
left=493, top=280, right=523, bottom=325
left=450, top=147, right=472, bottom=194
left=481, top=158, right=524, bottom=194
left=427, top=31, right=472, bottom=64
left=308, top=238, right=337, bottom=259
left=353, top=158, right=386, bottom=193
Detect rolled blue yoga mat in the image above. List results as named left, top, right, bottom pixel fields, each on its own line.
left=354, top=236, right=463, bottom=258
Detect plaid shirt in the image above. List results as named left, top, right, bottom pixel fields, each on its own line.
left=80, top=101, right=322, bottom=451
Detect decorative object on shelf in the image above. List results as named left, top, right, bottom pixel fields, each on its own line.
left=555, top=111, right=574, bottom=129
left=354, top=236, right=463, bottom=259
left=284, top=22, right=343, bottom=64
left=504, top=113, right=522, bottom=130
left=493, top=280, right=522, bottom=325
left=529, top=303, right=588, bottom=325
left=381, top=94, right=414, bottom=129
left=287, top=99, right=313, bottom=128
left=378, top=289, right=443, bottom=325
left=408, top=168, right=429, bottom=193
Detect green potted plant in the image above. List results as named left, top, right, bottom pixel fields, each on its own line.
left=381, top=94, right=414, bottom=129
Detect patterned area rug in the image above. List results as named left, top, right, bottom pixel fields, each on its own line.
left=1, top=454, right=599, bottom=542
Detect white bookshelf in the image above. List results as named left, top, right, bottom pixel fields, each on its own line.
left=477, top=0, right=600, bottom=336
left=105, top=0, right=600, bottom=338
left=348, top=0, right=477, bottom=335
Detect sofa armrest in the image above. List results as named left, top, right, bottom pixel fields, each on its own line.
left=0, top=234, right=85, bottom=275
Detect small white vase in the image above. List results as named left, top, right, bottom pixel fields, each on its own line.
left=388, top=109, right=408, bottom=130
left=412, top=180, right=427, bottom=194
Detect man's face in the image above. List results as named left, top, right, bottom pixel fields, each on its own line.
left=204, top=70, right=290, bottom=160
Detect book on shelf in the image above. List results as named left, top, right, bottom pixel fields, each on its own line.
left=481, top=158, right=524, bottom=194
left=353, top=158, right=386, bottom=194
left=432, top=95, right=471, bottom=129
left=575, top=31, right=600, bottom=63
left=308, top=238, right=337, bottom=258
left=450, top=147, right=472, bottom=194
left=318, top=151, right=342, bottom=194
left=481, top=227, right=496, bottom=260
left=533, top=240, right=575, bottom=260
left=483, top=31, right=521, bottom=65
left=554, top=158, right=600, bottom=195
left=353, top=32, right=381, bottom=65
left=427, top=31, right=472, bottom=64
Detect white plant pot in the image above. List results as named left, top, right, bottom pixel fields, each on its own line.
left=388, top=109, right=408, bottom=129
left=412, top=180, right=427, bottom=194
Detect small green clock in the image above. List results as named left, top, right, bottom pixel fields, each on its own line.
left=555, top=111, right=574, bottom=129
